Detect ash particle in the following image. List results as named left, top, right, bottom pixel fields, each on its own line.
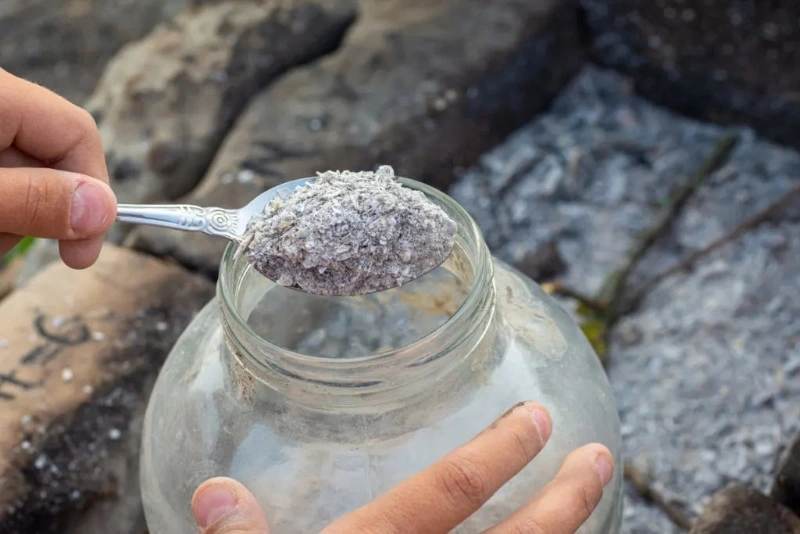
left=244, top=165, right=457, bottom=296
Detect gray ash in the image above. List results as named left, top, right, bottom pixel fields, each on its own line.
left=243, top=165, right=458, bottom=296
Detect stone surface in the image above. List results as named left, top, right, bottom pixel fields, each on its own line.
left=0, top=259, right=22, bottom=301
left=0, top=0, right=185, bottom=104
left=451, top=66, right=800, bottom=533
left=131, top=0, right=586, bottom=273
left=85, top=0, right=356, bottom=223
left=690, top=484, right=800, bottom=534
left=773, top=431, right=800, bottom=518
left=0, top=246, right=213, bottom=533
left=13, top=240, right=61, bottom=289
left=582, top=0, right=800, bottom=151
left=450, top=66, right=729, bottom=297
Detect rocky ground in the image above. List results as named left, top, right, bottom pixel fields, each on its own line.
left=4, top=0, right=800, bottom=533
left=452, top=66, right=800, bottom=533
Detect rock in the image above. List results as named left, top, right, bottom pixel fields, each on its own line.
left=131, top=0, right=586, bottom=273
left=0, top=0, right=186, bottom=104
left=582, top=0, right=800, bottom=152
left=450, top=66, right=800, bottom=530
left=514, top=241, right=566, bottom=282
left=451, top=66, right=728, bottom=298
left=773, top=432, right=800, bottom=517
left=85, top=0, right=357, bottom=227
left=691, top=484, right=800, bottom=533
left=0, top=259, right=23, bottom=301
left=13, top=240, right=61, bottom=289
left=0, top=246, right=214, bottom=533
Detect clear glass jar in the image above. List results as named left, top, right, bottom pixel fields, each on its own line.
left=139, top=179, right=623, bottom=533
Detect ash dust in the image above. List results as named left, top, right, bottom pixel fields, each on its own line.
left=244, top=165, right=457, bottom=296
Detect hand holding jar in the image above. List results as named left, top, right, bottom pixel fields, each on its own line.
left=191, top=402, right=614, bottom=534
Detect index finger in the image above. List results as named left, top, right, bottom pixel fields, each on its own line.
left=322, top=402, right=553, bottom=534
left=0, top=68, right=108, bottom=182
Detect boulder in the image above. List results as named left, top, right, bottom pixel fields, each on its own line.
left=85, top=0, right=356, bottom=226
left=0, top=0, right=185, bottom=104
left=582, top=0, right=800, bottom=151
left=450, top=66, right=800, bottom=530
left=131, top=0, right=586, bottom=274
left=691, top=484, right=800, bottom=533
left=0, top=246, right=213, bottom=533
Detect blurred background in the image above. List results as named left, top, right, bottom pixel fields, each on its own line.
left=2, top=1, right=800, bottom=533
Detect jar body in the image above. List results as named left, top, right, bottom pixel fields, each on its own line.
left=140, top=258, right=622, bottom=533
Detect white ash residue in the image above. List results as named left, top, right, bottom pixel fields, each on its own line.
left=244, top=165, right=457, bottom=296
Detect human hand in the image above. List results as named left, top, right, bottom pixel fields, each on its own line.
left=0, top=69, right=116, bottom=268
left=191, top=402, right=615, bottom=533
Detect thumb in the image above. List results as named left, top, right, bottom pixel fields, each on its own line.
left=0, top=167, right=116, bottom=240
left=192, top=477, right=271, bottom=534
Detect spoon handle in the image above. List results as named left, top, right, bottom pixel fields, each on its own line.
left=116, top=204, right=242, bottom=241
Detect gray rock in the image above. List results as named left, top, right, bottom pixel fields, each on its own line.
left=131, top=0, right=587, bottom=274
left=691, top=484, right=800, bottom=534
left=0, top=0, right=186, bottom=104
left=450, top=66, right=800, bottom=531
left=84, top=0, right=357, bottom=238
left=621, top=491, right=681, bottom=534
left=450, top=66, right=730, bottom=297
left=582, top=0, right=800, bottom=152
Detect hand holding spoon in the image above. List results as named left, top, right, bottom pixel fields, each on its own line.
left=115, top=168, right=457, bottom=296
left=116, top=177, right=314, bottom=244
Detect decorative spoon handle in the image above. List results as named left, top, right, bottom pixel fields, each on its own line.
left=116, top=204, right=242, bottom=241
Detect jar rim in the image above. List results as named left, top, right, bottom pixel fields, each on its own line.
left=218, top=176, right=494, bottom=370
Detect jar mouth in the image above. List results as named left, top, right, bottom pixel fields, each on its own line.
left=218, top=177, right=493, bottom=369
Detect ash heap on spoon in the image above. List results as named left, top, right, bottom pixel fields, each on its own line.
left=115, top=165, right=458, bottom=296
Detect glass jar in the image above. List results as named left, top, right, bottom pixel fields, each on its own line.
left=139, top=179, right=623, bottom=533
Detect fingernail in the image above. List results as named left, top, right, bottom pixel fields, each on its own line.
left=70, top=182, right=109, bottom=236
left=595, top=454, right=614, bottom=486
left=527, top=404, right=552, bottom=443
left=194, top=485, right=238, bottom=528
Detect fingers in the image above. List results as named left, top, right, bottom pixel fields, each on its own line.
left=0, top=146, right=42, bottom=168
left=0, top=168, right=116, bottom=239
left=484, top=443, right=614, bottom=534
left=1, top=70, right=113, bottom=269
left=59, top=238, right=106, bottom=270
left=323, top=402, right=553, bottom=534
left=192, top=477, right=271, bottom=534
left=0, top=167, right=116, bottom=269
left=0, top=69, right=108, bottom=183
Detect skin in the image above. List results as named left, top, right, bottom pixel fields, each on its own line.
left=0, top=68, right=117, bottom=267
left=191, top=402, right=615, bottom=534
left=0, top=69, right=615, bottom=533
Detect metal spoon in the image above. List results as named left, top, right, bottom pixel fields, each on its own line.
left=115, top=177, right=313, bottom=243
left=115, top=175, right=456, bottom=296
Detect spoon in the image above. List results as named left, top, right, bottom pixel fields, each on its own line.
left=115, top=177, right=314, bottom=243
left=115, top=175, right=455, bottom=296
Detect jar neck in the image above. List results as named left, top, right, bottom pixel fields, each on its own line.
left=218, top=178, right=496, bottom=408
